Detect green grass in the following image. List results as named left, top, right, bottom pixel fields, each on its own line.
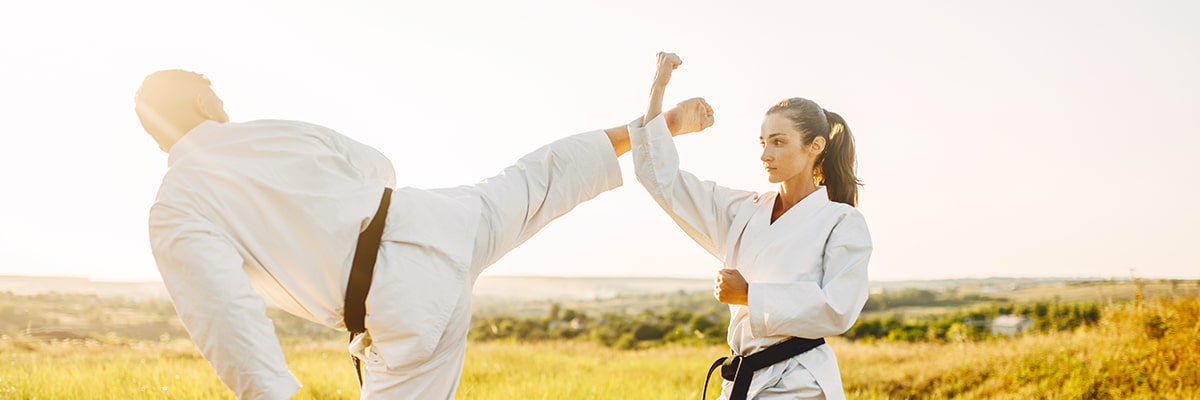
left=2, top=297, right=1196, bottom=399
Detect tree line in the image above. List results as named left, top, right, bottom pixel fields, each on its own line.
left=0, top=287, right=1113, bottom=348
left=467, top=289, right=1103, bottom=347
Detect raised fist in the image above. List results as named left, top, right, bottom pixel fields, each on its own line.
left=652, top=52, right=683, bottom=88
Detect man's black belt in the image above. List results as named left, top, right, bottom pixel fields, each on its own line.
left=344, top=187, right=392, bottom=387
left=702, top=337, right=826, bottom=400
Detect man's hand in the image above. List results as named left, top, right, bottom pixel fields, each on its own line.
left=714, top=269, right=749, bottom=305
left=665, top=97, right=714, bottom=137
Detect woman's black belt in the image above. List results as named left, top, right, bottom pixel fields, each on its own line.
left=702, top=336, right=826, bottom=400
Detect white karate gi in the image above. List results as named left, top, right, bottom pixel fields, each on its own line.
left=630, top=115, right=872, bottom=400
left=149, top=119, right=621, bottom=399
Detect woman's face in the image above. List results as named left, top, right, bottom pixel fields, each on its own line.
left=760, top=113, right=823, bottom=184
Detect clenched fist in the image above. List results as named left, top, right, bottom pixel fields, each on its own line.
left=665, top=97, right=714, bottom=137
left=652, top=52, right=682, bottom=89
left=714, top=269, right=748, bottom=305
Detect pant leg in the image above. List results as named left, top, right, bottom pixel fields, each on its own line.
left=359, top=339, right=468, bottom=400
left=753, top=362, right=825, bottom=400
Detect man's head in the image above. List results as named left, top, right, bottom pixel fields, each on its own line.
left=134, top=70, right=229, bottom=153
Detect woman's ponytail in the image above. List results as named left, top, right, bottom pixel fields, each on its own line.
left=815, top=110, right=860, bottom=207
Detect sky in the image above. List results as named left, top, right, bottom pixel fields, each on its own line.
left=0, top=0, right=1197, bottom=282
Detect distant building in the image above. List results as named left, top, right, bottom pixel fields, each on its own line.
left=548, top=318, right=587, bottom=331
left=991, top=315, right=1033, bottom=336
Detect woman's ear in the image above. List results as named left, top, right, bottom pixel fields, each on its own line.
left=809, top=136, right=827, bottom=155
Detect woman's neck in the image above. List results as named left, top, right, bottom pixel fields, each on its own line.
left=773, top=176, right=818, bottom=221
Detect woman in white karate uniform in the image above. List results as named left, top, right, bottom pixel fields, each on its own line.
left=630, top=53, right=872, bottom=400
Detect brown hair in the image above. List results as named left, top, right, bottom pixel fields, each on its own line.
left=766, top=98, right=861, bottom=207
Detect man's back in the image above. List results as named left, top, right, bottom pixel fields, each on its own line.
left=150, top=119, right=394, bottom=328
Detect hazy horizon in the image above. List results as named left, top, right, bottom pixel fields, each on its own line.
left=0, top=272, right=1178, bottom=284
left=2, top=0, right=1197, bottom=282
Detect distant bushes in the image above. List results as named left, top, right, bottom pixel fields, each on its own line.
left=470, top=306, right=730, bottom=349
left=846, top=301, right=1102, bottom=343
left=0, top=291, right=338, bottom=341
left=861, top=288, right=1002, bottom=312
left=469, top=295, right=1104, bottom=348
left=0, top=288, right=1148, bottom=350
left=468, top=288, right=1105, bottom=348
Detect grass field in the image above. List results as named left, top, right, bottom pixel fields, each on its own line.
left=1, top=296, right=1196, bottom=399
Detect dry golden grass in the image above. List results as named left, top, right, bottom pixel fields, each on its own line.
left=1, top=297, right=1195, bottom=399
left=839, top=296, right=1200, bottom=399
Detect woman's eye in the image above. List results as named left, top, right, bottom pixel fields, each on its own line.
left=774, top=140, right=784, bottom=146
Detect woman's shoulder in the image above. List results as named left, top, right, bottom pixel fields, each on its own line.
left=826, top=200, right=861, bottom=214
left=825, top=205, right=871, bottom=244
left=818, top=199, right=868, bottom=224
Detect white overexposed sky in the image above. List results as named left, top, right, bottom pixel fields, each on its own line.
left=0, top=0, right=1197, bottom=282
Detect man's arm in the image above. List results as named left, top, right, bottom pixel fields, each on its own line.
left=605, top=101, right=715, bottom=157
left=604, top=125, right=633, bottom=157
left=150, top=204, right=299, bottom=400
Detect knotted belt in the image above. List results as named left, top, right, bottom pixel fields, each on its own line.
left=344, top=187, right=392, bottom=387
left=702, top=337, right=825, bottom=400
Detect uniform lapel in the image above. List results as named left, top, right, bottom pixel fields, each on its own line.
left=740, top=188, right=831, bottom=277
left=731, top=193, right=779, bottom=278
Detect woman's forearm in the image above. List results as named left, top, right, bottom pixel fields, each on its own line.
left=643, top=83, right=667, bottom=128
left=642, top=52, right=681, bottom=128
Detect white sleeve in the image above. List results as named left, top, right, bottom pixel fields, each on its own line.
left=467, top=130, right=623, bottom=270
left=747, top=210, right=872, bottom=338
left=149, top=204, right=300, bottom=400
left=630, top=114, right=758, bottom=260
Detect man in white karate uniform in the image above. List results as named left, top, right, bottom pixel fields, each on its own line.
left=135, top=69, right=713, bottom=399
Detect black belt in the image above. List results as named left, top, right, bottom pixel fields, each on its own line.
left=702, top=337, right=825, bottom=400
left=344, top=187, right=392, bottom=387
